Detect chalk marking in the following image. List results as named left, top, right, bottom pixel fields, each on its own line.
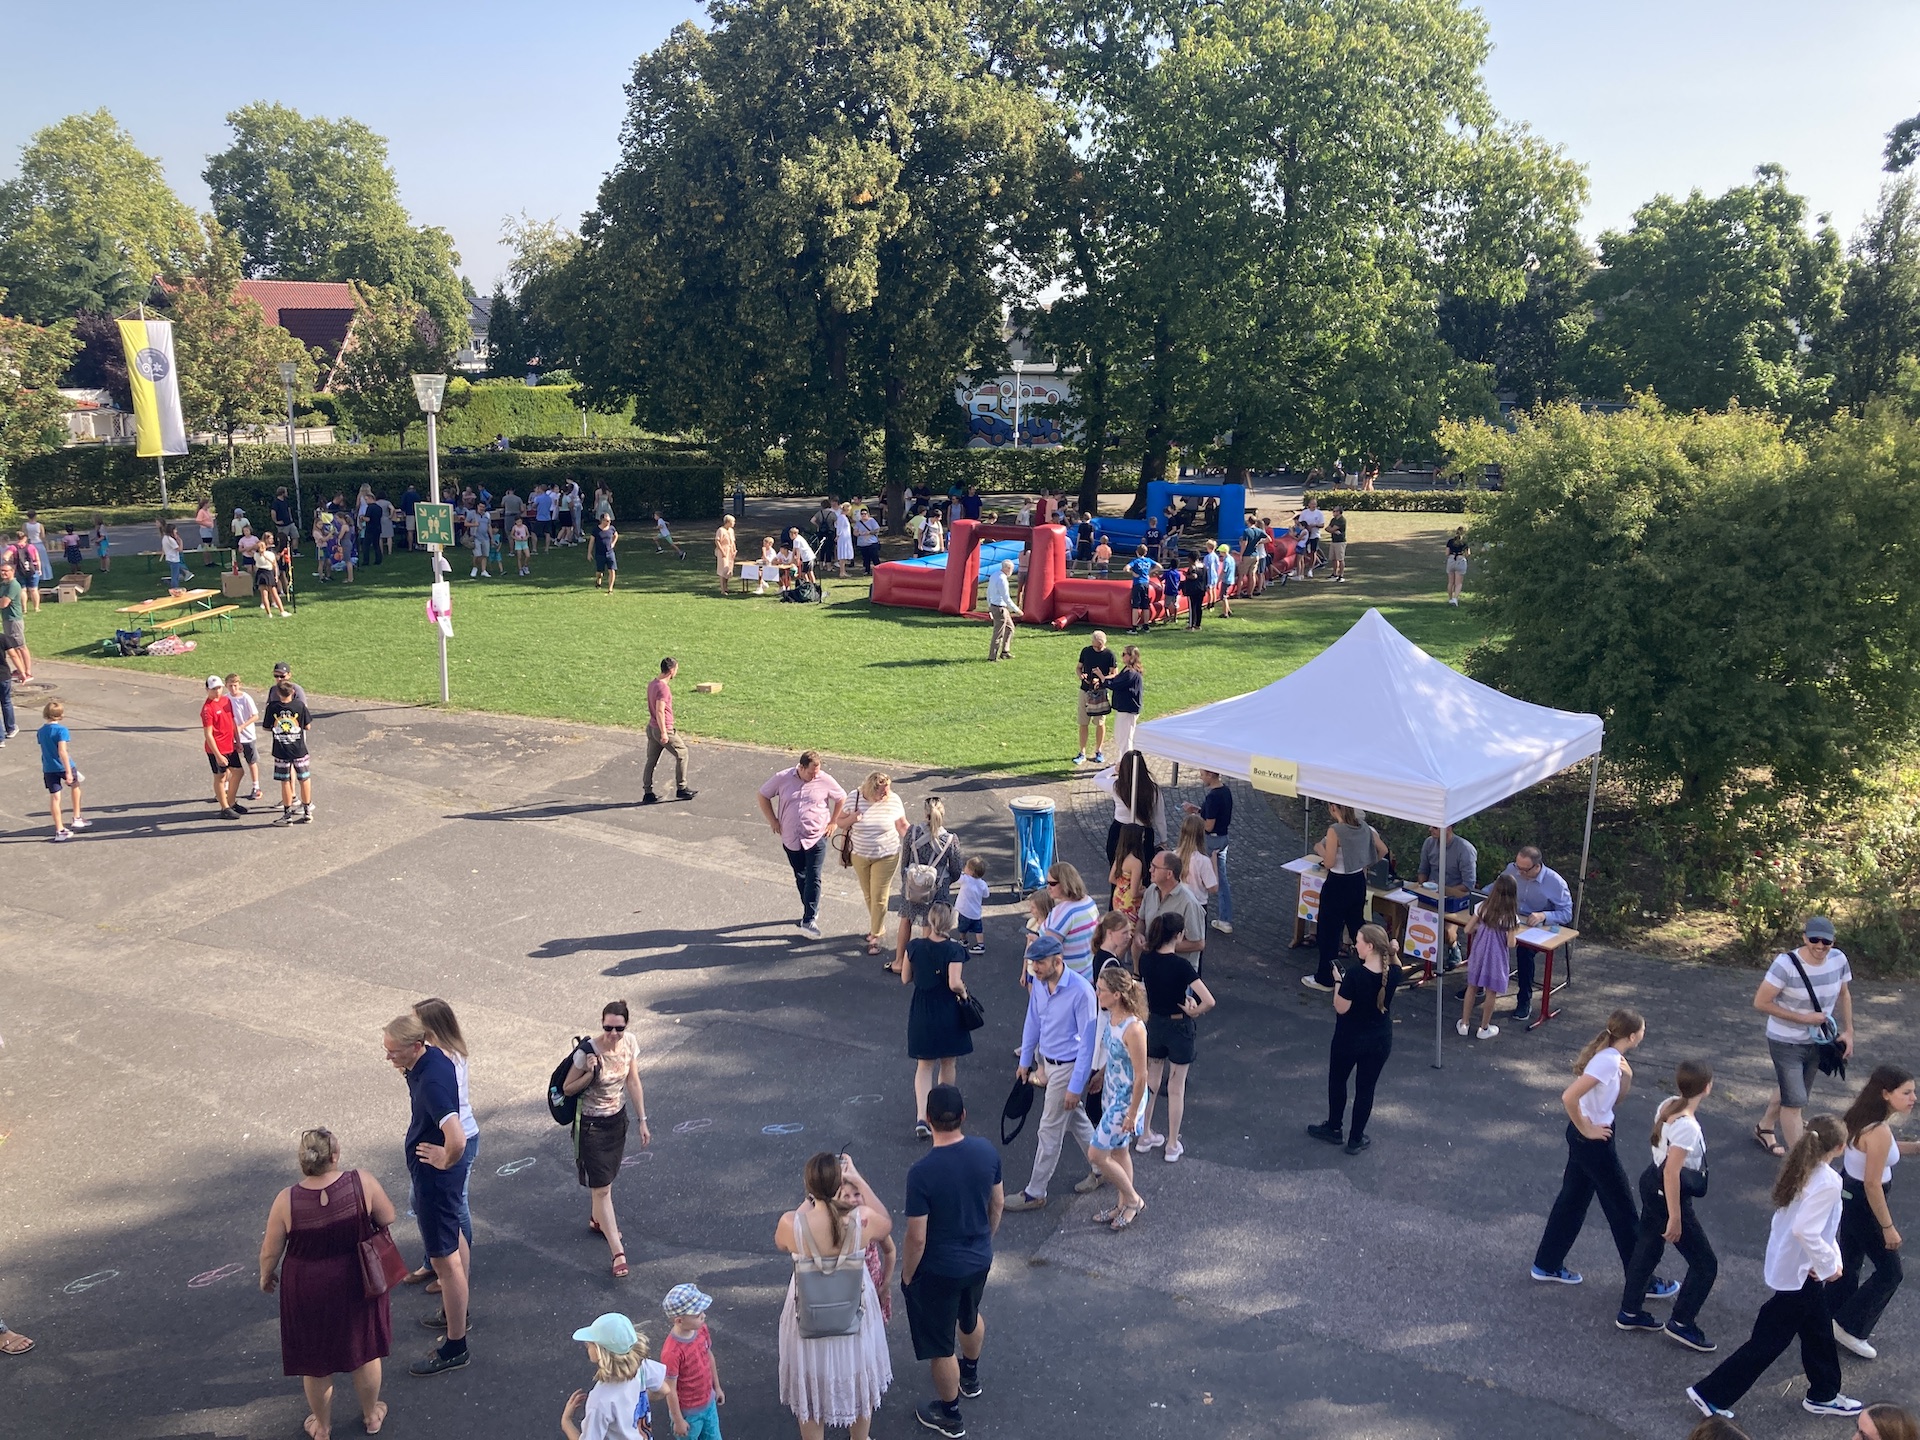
left=843, top=1095, right=884, bottom=1106
left=63, top=1270, right=119, bottom=1295
left=672, top=1119, right=713, bottom=1135
left=762, top=1123, right=806, bottom=1136
left=188, top=1263, right=244, bottom=1289
left=496, top=1157, right=537, bottom=1176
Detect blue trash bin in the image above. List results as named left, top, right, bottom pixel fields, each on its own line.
left=1010, top=796, right=1056, bottom=894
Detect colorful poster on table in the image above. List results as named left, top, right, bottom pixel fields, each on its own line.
left=1296, top=867, right=1323, bottom=922
left=1404, top=903, right=1441, bottom=965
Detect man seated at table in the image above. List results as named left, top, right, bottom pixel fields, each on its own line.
left=1415, top=825, right=1476, bottom=969
left=1502, top=845, right=1572, bottom=1023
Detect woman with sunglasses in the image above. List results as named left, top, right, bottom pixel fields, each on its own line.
left=1751, top=917, right=1854, bottom=1158
left=560, top=1001, right=652, bottom=1278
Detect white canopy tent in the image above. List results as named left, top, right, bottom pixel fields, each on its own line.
left=1132, top=608, right=1604, bottom=1066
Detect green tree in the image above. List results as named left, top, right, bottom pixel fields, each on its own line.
left=204, top=104, right=468, bottom=346
left=1825, top=177, right=1920, bottom=412
left=1887, top=106, right=1920, bottom=173
left=0, top=292, right=81, bottom=487
left=484, top=285, right=532, bottom=377
left=1567, top=166, right=1844, bottom=421
left=329, top=282, right=452, bottom=447
left=0, top=109, right=199, bottom=322
left=1446, top=400, right=1920, bottom=812
left=168, top=219, right=318, bottom=472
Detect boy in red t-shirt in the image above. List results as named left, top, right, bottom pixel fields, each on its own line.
left=659, top=1283, right=725, bottom=1439
left=200, top=675, right=244, bottom=818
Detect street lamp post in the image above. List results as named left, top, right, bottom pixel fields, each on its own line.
left=277, top=361, right=304, bottom=544
left=1012, top=358, right=1024, bottom=451
left=413, top=373, right=450, bottom=703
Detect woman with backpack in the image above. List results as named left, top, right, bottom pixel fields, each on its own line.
left=558, top=1001, right=652, bottom=1279
left=776, top=1152, right=893, bottom=1437
left=893, top=796, right=962, bottom=977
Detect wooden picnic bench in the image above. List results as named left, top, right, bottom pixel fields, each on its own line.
left=147, top=605, right=240, bottom=635
left=115, top=588, right=224, bottom=634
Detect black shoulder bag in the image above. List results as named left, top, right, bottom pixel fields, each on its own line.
left=1784, top=953, right=1848, bottom=1080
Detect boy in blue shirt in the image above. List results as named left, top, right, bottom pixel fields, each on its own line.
left=38, top=700, right=88, bottom=840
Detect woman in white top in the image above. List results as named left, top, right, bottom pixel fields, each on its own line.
left=833, top=504, right=854, bottom=578
left=776, top=1151, right=892, bottom=1438
left=1531, top=1010, right=1677, bottom=1297
left=1097, top=751, right=1166, bottom=864
left=1688, top=1115, right=1861, bottom=1420
left=1618, top=1061, right=1718, bottom=1350
left=406, top=998, right=482, bottom=1304
left=1831, top=1064, right=1917, bottom=1357
left=1174, top=813, right=1217, bottom=912
left=833, top=772, right=909, bottom=959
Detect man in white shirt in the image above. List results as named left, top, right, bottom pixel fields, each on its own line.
left=1296, top=497, right=1326, bottom=576
left=986, top=560, right=1022, bottom=661
left=1752, top=915, right=1854, bottom=1151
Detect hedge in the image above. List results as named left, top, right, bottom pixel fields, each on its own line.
left=8, top=443, right=374, bottom=509
left=1299, top=488, right=1490, bottom=513
left=210, top=462, right=725, bottom=529
left=359, top=382, right=645, bottom=449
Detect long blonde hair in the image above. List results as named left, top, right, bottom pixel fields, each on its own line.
left=590, top=1334, right=647, bottom=1383
left=921, top=796, right=947, bottom=837
left=1573, top=1009, right=1644, bottom=1073
left=413, top=997, right=468, bottom=1058
left=1355, top=923, right=1402, bottom=1010
left=1176, top=813, right=1207, bottom=869
left=1773, top=1115, right=1846, bottom=1208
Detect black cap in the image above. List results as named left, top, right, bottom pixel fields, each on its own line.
left=926, top=1084, right=965, bottom=1127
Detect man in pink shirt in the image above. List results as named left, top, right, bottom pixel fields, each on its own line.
left=643, top=656, right=696, bottom=804
left=756, top=750, right=847, bottom=938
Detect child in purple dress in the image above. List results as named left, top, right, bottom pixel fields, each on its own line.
left=1458, top=873, right=1519, bottom=1040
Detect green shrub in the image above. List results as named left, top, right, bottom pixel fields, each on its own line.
left=9, top=442, right=375, bottom=508
left=1302, top=488, right=1487, bottom=513
left=917, top=448, right=1092, bottom=495
left=353, top=381, right=644, bottom=449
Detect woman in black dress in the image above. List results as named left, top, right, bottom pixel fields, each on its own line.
left=1307, top=923, right=1402, bottom=1155
left=902, top=902, right=972, bottom=1141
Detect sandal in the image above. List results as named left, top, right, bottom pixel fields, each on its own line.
left=1752, top=1124, right=1787, bottom=1157
left=589, top=1219, right=603, bottom=1235
left=0, top=1332, right=34, bottom=1356
left=1093, top=1205, right=1120, bottom=1224
left=304, top=1415, right=329, bottom=1440
left=611, top=1252, right=629, bottom=1279
left=362, top=1400, right=388, bottom=1435
left=866, top=937, right=881, bottom=956
left=1110, top=1201, right=1146, bottom=1231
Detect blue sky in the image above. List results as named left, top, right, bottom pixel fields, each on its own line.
left=3, top=0, right=1915, bottom=290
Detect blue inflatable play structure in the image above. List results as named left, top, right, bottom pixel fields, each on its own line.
left=1092, top=480, right=1246, bottom=553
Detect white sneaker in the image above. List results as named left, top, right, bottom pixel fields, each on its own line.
left=1833, top=1323, right=1877, bottom=1359
left=1477, top=1025, right=1500, bottom=1040
left=1301, top=976, right=1333, bottom=992
left=69, top=817, right=92, bottom=830
left=1164, top=1139, right=1184, bottom=1163
left=798, top=920, right=823, bottom=939
left=1804, top=1395, right=1864, bottom=1417
left=1456, top=1020, right=1469, bottom=1036
left=1211, top=919, right=1233, bottom=933
left=1134, top=1131, right=1165, bottom=1154
left=470, top=566, right=478, bottom=578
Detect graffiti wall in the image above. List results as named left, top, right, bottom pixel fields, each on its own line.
left=956, top=372, right=1072, bottom=448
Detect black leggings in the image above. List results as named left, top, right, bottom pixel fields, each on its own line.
left=1620, top=1163, right=1717, bottom=1325
left=1326, top=1030, right=1391, bottom=1141
left=1316, top=869, right=1367, bottom=985
left=1830, top=1179, right=1904, bottom=1340
left=1533, top=1125, right=1638, bottom=1275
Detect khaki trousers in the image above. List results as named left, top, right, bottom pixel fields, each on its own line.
left=850, top=850, right=902, bottom=937
left=644, top=725, right=688, bottom=792
left=989, top=603, right=1016, bottom=660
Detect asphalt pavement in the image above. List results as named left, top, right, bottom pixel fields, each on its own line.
left=0, top=661, right=1913, bottom=1440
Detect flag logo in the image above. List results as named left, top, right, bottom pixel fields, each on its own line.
left=132, top=347, right=171, bottom=382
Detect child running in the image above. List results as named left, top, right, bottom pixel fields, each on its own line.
left=653, top=511, right=685, bottom=560
left=560, top=1311, right=671, bottom=1440
left=955, top=856, right=989, bottom=954
left=38, top=700, right=88, bottom=840
left=1458, top=872, right=1519, bottom=1040
left=659, top=1284, right=726, bottom=1440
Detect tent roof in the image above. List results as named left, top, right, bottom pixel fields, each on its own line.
left=1131, top=608, right=1601, bottom=826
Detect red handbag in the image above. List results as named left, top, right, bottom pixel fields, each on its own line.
left=353, top=1173, right=410, bottom=1298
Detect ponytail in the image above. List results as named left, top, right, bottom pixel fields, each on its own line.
left=1650, top=1060, right=1713, bottom=1149
left=1573, top=1008, right=1644, bottom=1074
left=1772, top=1114, right=1846, bottom=1209
left=1355, top=923, right=1401, bottom=1010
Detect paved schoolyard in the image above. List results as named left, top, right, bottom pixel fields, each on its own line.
left=0, top=662, right=1913, bottom=1440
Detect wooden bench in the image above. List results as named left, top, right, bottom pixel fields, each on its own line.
left=147, top=605, right=240, bottom=635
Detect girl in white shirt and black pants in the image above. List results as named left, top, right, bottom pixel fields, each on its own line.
left=1531, top=1009, right=1675, bottom=1299
left=1688, top=1114, right=1861, bottom=1419
left=1618, top=1061, right=1718, bottom=1350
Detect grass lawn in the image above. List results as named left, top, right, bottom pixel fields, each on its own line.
left=23, top=511, right=1487, bottom=773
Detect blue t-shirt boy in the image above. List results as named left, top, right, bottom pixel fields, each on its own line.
left=39, top=720, right=71, bottom=774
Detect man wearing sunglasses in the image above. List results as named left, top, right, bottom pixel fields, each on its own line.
left=1752, top=915, right=1855, bottom=1156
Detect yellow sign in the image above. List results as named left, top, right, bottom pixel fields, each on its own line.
left=1249, top=755, right=1299, bottom=797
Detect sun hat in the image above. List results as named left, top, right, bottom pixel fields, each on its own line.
left=571, top=1312, right=638, bottom=1354
left=662, top=1283, right=713, bottom=1318
left=205, top=675, right=225, bottom=689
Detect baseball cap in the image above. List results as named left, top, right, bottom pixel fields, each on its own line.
left=1024, top=931, right=1063, bottom=961
left=571, top=1312, right=638, bottom=1354
left=272, top=662, right=291, bottom=677
left=1803, top=916, right=1837, bottom=941
left=662, top=1283, right=713, bottom=1318
left=926, top=1083, right=965, bottom=1126
left=205, top=675, right=225, bottom=689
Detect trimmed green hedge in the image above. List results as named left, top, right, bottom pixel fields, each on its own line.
left=210, top=462, right=725, bottom=528
left=8, top=443, right=376, bottom=508
left=1300, top=488, right=1490, bottom=513
left=357, top=382, right=645, bottom=449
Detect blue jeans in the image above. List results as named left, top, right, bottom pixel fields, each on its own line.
left=167, top=559, right=188, bottom=588
left=0, top=662, right=13, bottom=735
left=1206, top=833, right=1231, bottom=925
left=457, top=1133, right=478, bottom=1244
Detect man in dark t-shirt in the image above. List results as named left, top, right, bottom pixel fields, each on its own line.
left=902, top=1085, right=1002, bottom=1438
left=262, top=678, right=314, bottom=824
left=1074, top=633, right=1118, bottom=766
left=1184, top=769, right=1234, bottom=934
left=383, top=1015, right=471, bottom=1374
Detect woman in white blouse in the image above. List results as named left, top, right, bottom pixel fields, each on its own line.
left=1617, top=1060, right=1717, bottom=1351
left=1687, top=1114, right=1861, bottom=1421
left=834, top=772, right=908, bottom=961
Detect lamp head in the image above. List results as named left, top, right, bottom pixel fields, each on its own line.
left=411, top=374, right=448, bottom=414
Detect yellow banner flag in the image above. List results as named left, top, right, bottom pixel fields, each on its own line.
left=117, top=319, right=187, bottom=457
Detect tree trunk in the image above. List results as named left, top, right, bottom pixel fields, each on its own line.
left=823, top=315, right=851, bottom=495
left=1076, top=356, right=1109, bottom=517
left=1127, top=322, right=1174, bottom=518
left=882, top=368, right=914, bottom=514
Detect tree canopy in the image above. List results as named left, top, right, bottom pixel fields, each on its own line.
left=0, top=294, right=80, bottom=482
left=328, top=282, right=453, bottom=447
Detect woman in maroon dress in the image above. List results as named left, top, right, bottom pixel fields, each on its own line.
left=260, top=1128, right=396, bottom=1438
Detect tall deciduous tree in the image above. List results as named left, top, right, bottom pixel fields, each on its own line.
left=1825, top=177, right=1920, bottom=413
left=0, top=110, right=198, bottom=322
left=0, top=292, right=81, bottom=485
left=1567, top=166, right=1843, bottom=421
left=329, top=282, right=451, bottom=447
left=168, top=219, right=318, bottom=472
left=204, top=104, right=469, bottom=346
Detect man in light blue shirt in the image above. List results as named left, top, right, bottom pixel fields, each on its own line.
left=986, top=559, right=1021, bottom=662
left=1005, top=933, right=1101, bottom=1210
left=1503, top=846, right=1572, bottom=1022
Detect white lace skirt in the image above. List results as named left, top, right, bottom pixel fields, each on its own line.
left=777, top=1266, right=894, bottom=1426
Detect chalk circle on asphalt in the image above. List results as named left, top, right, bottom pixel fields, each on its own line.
left=843, top=1095, right=884, bottom=1106
left=496, top=1157, right=537, bottom=1176
left=64, top=1270, right=119, bottom=1295
left=188, top=1263, right=245, bottom=1289
left=672, top=1119, right=714, bottom=1135
left=762, top=1123, right=806, bottom=1136
left=620, top=1152, right=655, bottom=1167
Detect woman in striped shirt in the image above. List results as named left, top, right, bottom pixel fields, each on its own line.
left=1043, top=863, right=1101, bottom=980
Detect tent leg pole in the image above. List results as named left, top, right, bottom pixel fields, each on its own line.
left=1435, top=919, right=1444, bottom=1068
left=1573, top=756, right=1599, bottom=930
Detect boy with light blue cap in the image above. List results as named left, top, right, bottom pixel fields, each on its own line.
left=560, top=1312, right=670, bottom=1440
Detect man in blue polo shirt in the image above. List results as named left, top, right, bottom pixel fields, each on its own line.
left=1503, top=845, right=1572, bottom=1022
left=383, top=1014, right=471, bottom=1376
left=902, top=1084, right=1003, bottom=1438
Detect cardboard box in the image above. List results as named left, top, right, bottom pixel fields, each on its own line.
left=59, top=571, right=91, bottom=592
left=221, top=571, right=254, bottom=599
left=694, top=682, right=723, bottom=694
left=56, top=585, right=82, bottom=603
